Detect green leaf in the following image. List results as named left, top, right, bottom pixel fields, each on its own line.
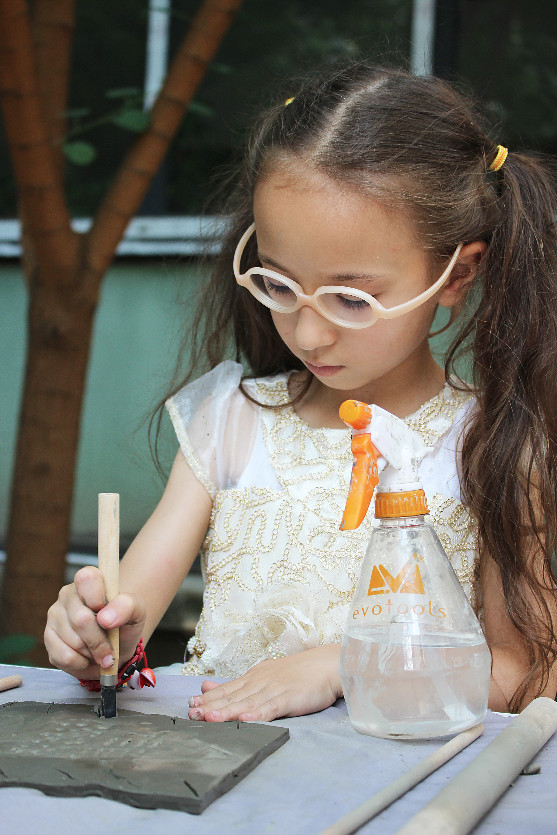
left=61, top=107, right=91, bottom=119
left=210, top=62, right=233, bottom=75
left=105, top=86, right=141, bottom=100
left=111, top=108, right=151, bottom=132
left=0, top=633, right=36, bottom=663
left=62, top=141, right=97, bottom=165
left=188, top=101, right=215, bottom=118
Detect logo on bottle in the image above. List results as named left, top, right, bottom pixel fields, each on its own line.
left=350, top=553, right=447, bottom=622
left=367, top=557, right=425, bottom=596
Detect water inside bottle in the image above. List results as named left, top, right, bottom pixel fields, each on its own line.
left=340, top=628, right=491, bottom=739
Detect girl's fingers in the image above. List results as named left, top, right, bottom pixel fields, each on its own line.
left=64, top=589, right=115, bottom=666
left=198, top=675, right=264, bottom=706
left=192, top=687, right=282, bottom=723
left=46, top=582, right=110, bottom=670
left=72, top=565, right=108, bottom=612
left=189, top=674, right=278, bottom=723
left=43, top=623, right=95, bottom=675
left=72, top=566, right=147, bottom=632
left=45, top=606, right=95, bottom=660
left=199, top=679, right=221, bottom=693
left=95, top=592, right=146, bottom=632
left=49, top=570, right=146, bottom=670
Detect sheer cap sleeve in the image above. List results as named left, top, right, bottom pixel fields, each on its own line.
left=165, top=360, right=258, bottom=498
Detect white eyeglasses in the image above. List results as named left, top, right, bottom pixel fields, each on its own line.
left=233, top=223, right=463, bottom=329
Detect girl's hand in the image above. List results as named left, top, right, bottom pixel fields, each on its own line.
left=44, top=565, right=146, bottom=681
left=188, top=645, right=343, bottom=722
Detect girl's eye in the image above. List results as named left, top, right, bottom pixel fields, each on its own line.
left=264, top=277, right=291, bottom=296
left=335, top=294, right=370, bottom=310
left=320, top=292, right=374, bottom=321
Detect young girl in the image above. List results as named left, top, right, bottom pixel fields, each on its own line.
left=44, top=63, right=557, bottom=721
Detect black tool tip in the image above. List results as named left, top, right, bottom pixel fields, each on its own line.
left=100, top=685, right=117, bottom=718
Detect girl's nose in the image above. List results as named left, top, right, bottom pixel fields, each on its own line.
left=294, top=305, right=337, bottom=351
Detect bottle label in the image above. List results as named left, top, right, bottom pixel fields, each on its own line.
left=351, top=554, right=447, bottom=622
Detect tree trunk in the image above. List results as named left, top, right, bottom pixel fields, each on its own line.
left=2, top=253, right=97, bottom=662
left=0, top=0, right=245, bottom=666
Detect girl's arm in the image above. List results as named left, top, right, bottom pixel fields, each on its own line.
left=481, top=549, right=557, bottom=711
left=44, top=450, right=212, bottom=679
left=194, top=547, right=557, bottom=723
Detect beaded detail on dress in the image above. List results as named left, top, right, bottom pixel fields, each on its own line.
left=179, top=372, right=478, bottom=678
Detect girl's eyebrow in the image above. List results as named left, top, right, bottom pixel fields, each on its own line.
left=257, top=251, right=386, bottom=285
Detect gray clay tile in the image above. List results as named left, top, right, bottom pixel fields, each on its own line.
left=0, top=701, right=289, bottom=813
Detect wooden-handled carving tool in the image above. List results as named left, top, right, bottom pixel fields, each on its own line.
left=98, top=492, right=119, bottom=718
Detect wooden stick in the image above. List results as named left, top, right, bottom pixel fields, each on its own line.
left=397, top=697, right=557, bottom=834
left=98, top=492, right=119, bottom=718
left=0, top=674, right=23, bottom=693
left=320, top=724, right=484, bottom=835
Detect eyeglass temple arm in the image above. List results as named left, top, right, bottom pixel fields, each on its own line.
left=377, top=243, right=463, bottom=319
left=233, top=223, right=256, bottom=278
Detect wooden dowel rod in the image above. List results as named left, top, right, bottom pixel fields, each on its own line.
left=98, top=492, right=119, bottom=676
left=0, top=674, right=23, bottom=693
left=396, top=697, right=557, bottom=835
left=320, top=724, right=484, bottom=835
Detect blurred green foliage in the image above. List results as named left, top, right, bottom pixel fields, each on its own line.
left=0, top=633, right=37, bottom=665
left=0, top=0, right=555, bottom=218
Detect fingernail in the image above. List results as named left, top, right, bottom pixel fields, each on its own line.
left=189, top=708, right=204, bottom=720
left=100, top=654, right=114, bottom=668
left=188, top=696, right=200, bottom=708
left=101, top=607, right=117, bottom=627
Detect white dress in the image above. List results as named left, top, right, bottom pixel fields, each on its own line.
left=166, top=360, right=478, bottom=678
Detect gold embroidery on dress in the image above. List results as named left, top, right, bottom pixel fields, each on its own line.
left=182, top=377, right=478, bottom=676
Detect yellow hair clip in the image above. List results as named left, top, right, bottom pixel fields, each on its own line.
left=284, top=96, right=295, bottom=107
left=489, top=145, right=509, bottom=172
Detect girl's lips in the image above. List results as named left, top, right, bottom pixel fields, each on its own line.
left=305, top=361, right=344, bottom=377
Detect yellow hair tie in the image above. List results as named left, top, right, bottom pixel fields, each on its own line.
left=489, top=145, right=508, bottom=172
left=284, top=96, right=295, bottom=107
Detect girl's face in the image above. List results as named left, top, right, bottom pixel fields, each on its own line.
left=253, top=166, right=446, bottom=410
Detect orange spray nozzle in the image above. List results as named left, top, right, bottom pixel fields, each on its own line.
left=338, top=400, right=372, bottom=431
left=340, top=400, right=379, bottom=531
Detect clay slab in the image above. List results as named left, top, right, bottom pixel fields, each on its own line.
left=0, top=701, right=289, bottom=813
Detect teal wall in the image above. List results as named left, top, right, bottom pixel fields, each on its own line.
left=1, top=258, right=462, bottom=550
left=1, top=259, right=202, bottom=548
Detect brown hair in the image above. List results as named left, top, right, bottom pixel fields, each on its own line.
left=159, top=64, right=557, bottom=709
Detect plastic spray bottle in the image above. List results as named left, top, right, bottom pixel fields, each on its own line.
left=338, top=400, right=491, bottom=739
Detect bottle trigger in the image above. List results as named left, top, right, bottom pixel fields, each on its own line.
left=341, top=434, right=380, bottom=531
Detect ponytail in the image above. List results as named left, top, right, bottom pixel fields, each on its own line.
left=454, top=152, right=557, bottom=709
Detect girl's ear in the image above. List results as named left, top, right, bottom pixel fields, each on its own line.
left=437, top=241, right=487, bottom=308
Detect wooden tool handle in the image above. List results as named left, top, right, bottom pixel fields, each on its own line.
left=0, top=674, right=23, bottom=693
left=98, top=493, right=119, bottom=676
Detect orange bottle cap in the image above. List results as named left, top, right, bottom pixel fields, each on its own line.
left=375, top=489, right=428, bottom=518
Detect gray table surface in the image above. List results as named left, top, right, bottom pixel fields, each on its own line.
left=0, top=663, right=555, bottom=833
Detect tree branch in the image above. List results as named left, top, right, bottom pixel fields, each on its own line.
left=32, top=0, right=75, bottom=172
left=0, top=0, right=76, bottom=274
left=85, top=0, right=245, bottom=282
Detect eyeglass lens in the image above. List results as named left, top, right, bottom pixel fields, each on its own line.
left=250, top=272, right=374, bottom=324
